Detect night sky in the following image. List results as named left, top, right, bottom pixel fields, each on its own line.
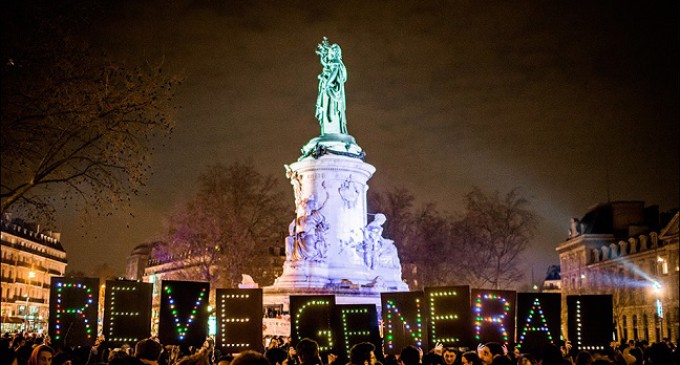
left=32, top=1, right=678, bottom=282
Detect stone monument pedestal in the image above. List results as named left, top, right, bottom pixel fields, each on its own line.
left=264, top=154, right=407, bottom=311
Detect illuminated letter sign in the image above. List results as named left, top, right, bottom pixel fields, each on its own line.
left=290, top=295, right=336, bottom=351
left=158, top=280, right=209, bottom=346
left=333, top=304, right=380, bottom=364
left=381, top=291, right=427, bottom=354
left=425, top=286, right=471, bottom=348
left=471, top=289, right=516, bottom=345
left=516, top=293, right=560, bottom=354
left=103, top=280, right=152, bottom=344
left=48, top=277, right=100, bottom=347
left=215, top=289, right=263, bottom=353
left=567, top=295, right=613, bottom=351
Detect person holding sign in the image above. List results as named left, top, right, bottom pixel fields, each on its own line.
left=133, top=339, right=162, bottom=365
left=349, top=343, right=377, bottom=365
left=477, top=343, right=511, bottom=365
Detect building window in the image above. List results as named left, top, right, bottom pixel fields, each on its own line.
left=633, top=315, right=639, bottom=340
left=622, top=315, right=628, bottom=340
left=642, top=314, right=649, bottom=341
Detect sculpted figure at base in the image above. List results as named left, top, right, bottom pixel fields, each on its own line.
left=315, top=37, right=348, bottom=135
left=363, top=213, right=401, bottom=270
left=289, top=195, right=330, bottom=262
left=375, top=237, right=400, bottom=269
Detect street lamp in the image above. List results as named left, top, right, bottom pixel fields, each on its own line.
left=23, top=293, right=30, bottom=332
left=24, top=270, right=36, bottom=331
left=652, top=282, right=664, bottom=340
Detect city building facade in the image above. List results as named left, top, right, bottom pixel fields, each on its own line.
left=1, top=216, right=67, bottom=332
left=542, top=265, right=561, bottom=293
left=125, top=242, right=153, bottom=281
left=556, top=202, right=679, bottom=343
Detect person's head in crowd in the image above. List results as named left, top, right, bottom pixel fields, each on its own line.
left=478, top=343, right=503, bottom=365
left=12, top=335, right=25, bottom=349
left=0, top=338, right=17, bottom=365
left=384, top=354, right=399, bottom=365
left=218, top=355, right=235, bottom=365
left=296, top=338, right=320, bottom=365
left=460, top=352, right=482, bottom=365
left=620, top=346, right=636, bottom=365
left=400, top=346, right=421, bottom=365
left=661, top=337, right=674, bottom=349
left=350, top=343, right=376, bottom=365
left=265, top=348, right=287, bottom=365
left=175, top=349, right=210, bottom=365
left=231, top=351, right=270, bottom=365
left=646, top=342, right=673, bottom=364
left=510, top=346, right=520, bottom=361
left=288, top=346, right=297, bottom=358
left=442, top=348, right=458, bottom=365
left=517, top=354, right=535, bottom=365
left=574, top=351, right=593, bottom=365
left=108, top=348, right=130, bottom=363
left=422, top=352, right=444, bottom=365
left=540, top=344, right=564, bottom=365
left=28, top=344, right=54, bottom=365
left=134, top=339, right=163, bottom=365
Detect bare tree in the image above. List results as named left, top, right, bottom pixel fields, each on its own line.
left=154, top=162, right=289, bottom=288
left=451, top=188, right=538, bottom=289
left=369, top=187, right=537, bottom=289
left=1, top=3, right=178, bottom=217
left=368, top=188, right=422, bottom=286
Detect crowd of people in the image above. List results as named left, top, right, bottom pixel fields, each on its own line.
left=1, top=332, right=678, bottom=365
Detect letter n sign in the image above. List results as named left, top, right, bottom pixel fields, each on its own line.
left=381, top=291, right=427, bottom=355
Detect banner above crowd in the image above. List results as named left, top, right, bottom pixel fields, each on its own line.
left=48, top=277, right=613, bottom=353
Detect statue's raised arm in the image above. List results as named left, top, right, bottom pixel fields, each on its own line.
left=315, top=37, right=348, bottom=135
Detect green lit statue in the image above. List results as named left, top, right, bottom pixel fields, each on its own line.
left=315, top=37, right=347, bottom=135
left=300, top=37, right=363, bottom=160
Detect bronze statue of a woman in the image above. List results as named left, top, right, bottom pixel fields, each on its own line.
left=315, top=37, right=348, bottom=135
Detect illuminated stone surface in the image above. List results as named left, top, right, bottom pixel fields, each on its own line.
left=264, top=38, right=407, bottom=311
